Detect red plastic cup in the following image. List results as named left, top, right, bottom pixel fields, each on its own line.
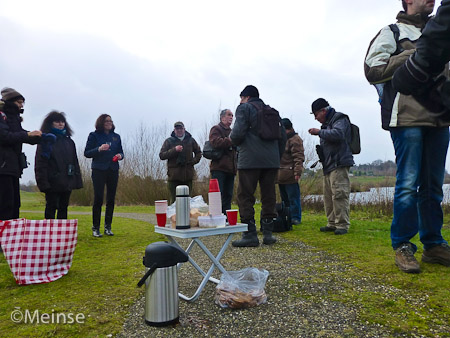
left=226, top=209, right=238, bottom=226
left=156, top=213, right=167, bottom=227
left=209, top=178, right=220, bottom=192
left=155, top=200, right=168, bottom=227
left=112, top=155, right=119, bottom=162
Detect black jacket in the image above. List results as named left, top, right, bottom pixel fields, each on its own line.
left=0, top=101, right=39, bottom=178
left=319, top=108, right=354, bottom=175
left=35, top=134, right=83, bottom=192
left=230, top=98, right=287, bottom=170
left=414, top=0, right=450, bottom=74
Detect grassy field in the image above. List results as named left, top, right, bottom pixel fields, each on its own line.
left=1, top=192, right=449, bottom=337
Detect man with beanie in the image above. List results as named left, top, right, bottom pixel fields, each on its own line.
left=365, top=0, right=450, bottom=273
left=230, top=85, right=287, bottom=247
left=209, top=109, right=237, bottom=215
left=0, top=87, right=42, bottom=253
left=308, top=98, right=354, bottom=235
left=277, top=118, right=305, bottom=225
left=159, top=121, right=202, bottom=204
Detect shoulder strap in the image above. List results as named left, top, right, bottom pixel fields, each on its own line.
left=389, top=24, right=404, bottom=55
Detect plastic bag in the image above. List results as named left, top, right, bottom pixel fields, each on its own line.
left=215, top=268, right=269, bottom=309
left=166, top=195, right=209, bottom=218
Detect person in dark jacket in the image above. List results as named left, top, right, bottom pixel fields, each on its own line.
left=0, top=88, right=42, bottom=220
left=0, top=87, right=41, bottom=253
left=35, top=111, right=83, bottom=219
left=209, top=109, right=237, bottom=215
left=277, top=118, right=305, bottom=225
left=392, top=0, right=450, bottom=113
left=308, top=98, right=354, bottom=235
left=230, top=85, right=287, bottom=247
left=84, top=114, right=124, bottom=237
left=159, top=121, right=202, bottom=204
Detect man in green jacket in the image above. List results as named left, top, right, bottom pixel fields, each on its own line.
left=159, top=122, right=202, bottom=204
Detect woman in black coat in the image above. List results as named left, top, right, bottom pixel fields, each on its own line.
left=35, top=111, right=83, bottom=219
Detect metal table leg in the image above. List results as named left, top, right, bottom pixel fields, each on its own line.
left=164, top=233, right=234, bottom=302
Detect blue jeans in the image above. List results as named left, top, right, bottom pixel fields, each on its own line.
left=279, top=183, right=302, bottom=222
left=390, top=127, right=449, bottom=251
left=211, top=170, right=235, bottom=215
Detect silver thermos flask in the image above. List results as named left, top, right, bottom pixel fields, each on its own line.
left=176, top=185, right=190, bottom=229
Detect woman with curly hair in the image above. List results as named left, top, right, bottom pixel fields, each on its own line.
left=35, top=111, right=82, bottom=219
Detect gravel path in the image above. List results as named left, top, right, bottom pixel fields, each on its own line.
left=23, top=211, right=441, bottom=337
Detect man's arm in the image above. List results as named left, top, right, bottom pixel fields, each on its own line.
left=393, top=1, right=450, bottom=96
left=291, top=135, right=305, bottom=179
left=364, top=26, right=414, bottom=84
left=192, top=139, right=202, bottom=164
left=159, top=139, right=177, bottom=160
left=230, top=104, right=249, bottom=146
left=209, top=126, right=232, bottom=149
left=318, top=119, right=348, bottom=143
left=415, top=0, right=450, bottom=75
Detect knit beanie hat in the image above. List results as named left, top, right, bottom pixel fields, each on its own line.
left=1, top=87, right=25, bottom=102
left=240, top=85, right=259, bottom=98
left=281, top=118, right=292, bottom=130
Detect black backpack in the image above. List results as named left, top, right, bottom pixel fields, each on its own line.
left=249, top=102, right=282, bottom=141
left=260, top=202, right=292, bottom=232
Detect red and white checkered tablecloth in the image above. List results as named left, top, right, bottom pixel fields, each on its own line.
left=0, top=218, right=78, bottom=285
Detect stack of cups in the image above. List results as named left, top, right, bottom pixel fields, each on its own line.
left=155, top=200, right=168, bottom=227
left=208, top=179, right=222, bottom=216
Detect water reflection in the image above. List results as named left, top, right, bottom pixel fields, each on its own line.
left=305, top=184, right=450, bottom=205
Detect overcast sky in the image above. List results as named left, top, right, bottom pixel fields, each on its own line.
left=1, top=0, right=444, bottom=183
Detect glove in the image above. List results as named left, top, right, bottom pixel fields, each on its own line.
left=41, top=133, right=57, bottom=144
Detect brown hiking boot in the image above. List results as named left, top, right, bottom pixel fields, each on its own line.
left=395, top=243, right=420, bottom=273
left=422, top=243, right=450, bottom=267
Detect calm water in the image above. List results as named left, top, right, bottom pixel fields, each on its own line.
left=305, top=184, right=450, bottom=205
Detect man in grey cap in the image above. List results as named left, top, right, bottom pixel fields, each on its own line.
left=230, top=85, right=287, bottom=247
left=308, top=98, right=354, bottom=235
left=159, top=121, right=202, bottom=204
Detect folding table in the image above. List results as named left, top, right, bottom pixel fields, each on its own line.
left=154, top=224, right=247, bottom=302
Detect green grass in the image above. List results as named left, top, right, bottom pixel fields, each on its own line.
left=283, top=210, right=450, bottom=336
left=20, top=191, right=154, bottom=213
left=1, top=209, right=165, bottom=337
left=2, top=192, right=450, bottom=337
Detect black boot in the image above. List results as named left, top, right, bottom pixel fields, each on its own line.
left=232, top=220, right=259, bottom=247
left=92, top=226, right=103, bottom=238
left=261, top=218, right=276, bottom=245
left=104, top=225, right=114, bottom=236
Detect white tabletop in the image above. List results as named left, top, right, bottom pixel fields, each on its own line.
left=154, top=223, right=248, bottom=239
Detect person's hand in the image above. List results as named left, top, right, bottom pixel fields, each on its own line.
left=28, top=130, right=42, bottom=137
left=308, top=128, right=320, bottom=136
left=115, top=154, right=122, bottom=160
left=295, top=175, right=300, bottom=181
left=175, top=145, right=183, bottom=152
left=99, top=143, right=110, bottom=151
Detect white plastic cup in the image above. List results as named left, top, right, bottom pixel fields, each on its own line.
left=208, top=191, right=222, bottom=216
left=155, top=200, right=168, bottom=214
